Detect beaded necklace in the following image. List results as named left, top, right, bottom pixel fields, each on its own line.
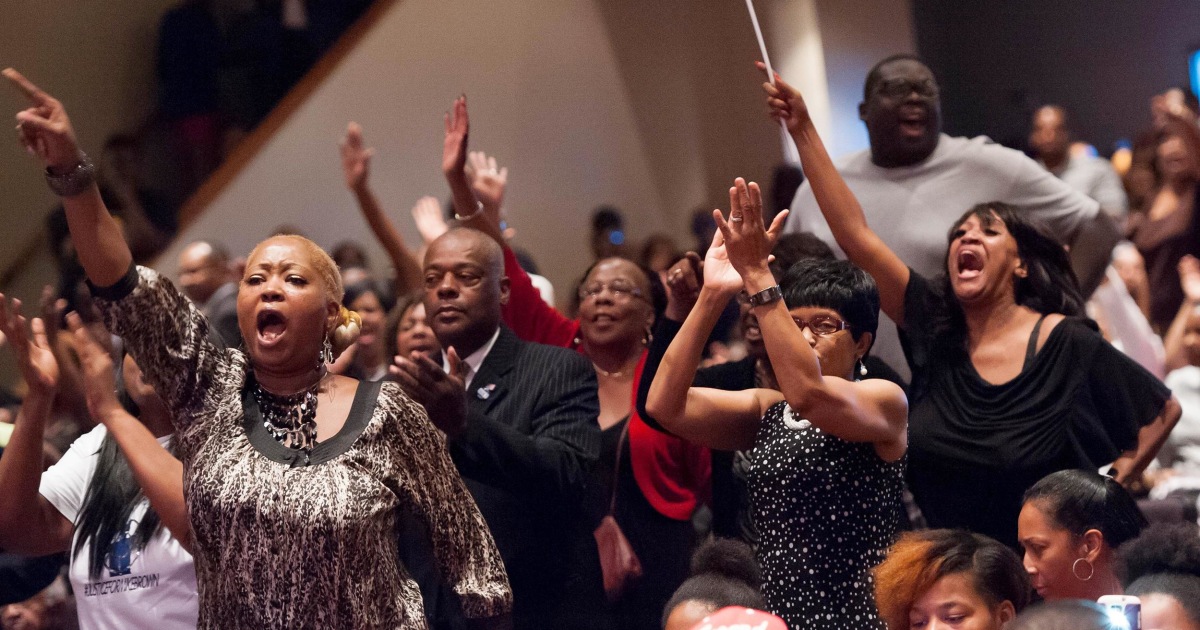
left=252, top=377, right=321, bottom=465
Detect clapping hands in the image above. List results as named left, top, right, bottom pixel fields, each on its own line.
left=391, top=348, right=469, bottom=439
left=711, top=178, right=789, bottom=291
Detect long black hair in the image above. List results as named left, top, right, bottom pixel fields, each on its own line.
left=933, top=202, right=1085, bottom=360
left=73, top=348, right=166, bottom=580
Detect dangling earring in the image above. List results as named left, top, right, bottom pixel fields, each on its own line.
left=643, top=326, right=653, bottom=346
left=321, top=335, right=334, bottom=365
left=857, top=359, right=868, bottom=377
left=1071, top=557, right=1094, bottom=581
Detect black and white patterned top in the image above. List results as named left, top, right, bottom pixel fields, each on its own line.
left=749, top=401, right=904, bottom=630
left=94, top=265, right=511, bottom=628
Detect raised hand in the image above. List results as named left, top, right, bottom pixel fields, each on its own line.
left=1180, top=255, right=1200, bottom=304
left=65, top=312, right=122, bottom=421
left=663, top=252, right=703, bottom=321
left=757, top=62, right=812, bottom=135
left=713, top=178, right=789, bottom=282
left=38, top=285, right=67, bottom=345
left=340, top=122, right=374, bottom=191
left=701, top=230, right=744, bottom=297
left=442, top=96, right=469, bottom=181
left=3, top=69, right=81, bottom=171
left=412, top=196, right=449, bottom=245
left=0, top=295, right=58, bottom=396
left=465, top=151, right=508, bottom=219
left=391, top=347, right=469, bottom=439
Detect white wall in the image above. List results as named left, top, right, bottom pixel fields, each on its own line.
left=155, top=0, right=788, bottom=299
left=1, top=0, right=915, bottom=388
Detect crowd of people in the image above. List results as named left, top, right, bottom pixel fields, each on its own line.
left=2, top=44, right=1200, bottom=630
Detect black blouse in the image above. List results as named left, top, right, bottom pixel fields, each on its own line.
left=901, top=271, right=1170, bottom=548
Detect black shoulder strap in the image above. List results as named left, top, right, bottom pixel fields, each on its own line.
left=1023, top=314, right=1049, bottom=371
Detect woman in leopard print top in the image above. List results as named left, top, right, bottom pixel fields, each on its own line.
left=6, top=68, right=511, bottom=628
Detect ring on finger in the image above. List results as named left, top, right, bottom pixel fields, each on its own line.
left=730, top=216, right=744, bottom=222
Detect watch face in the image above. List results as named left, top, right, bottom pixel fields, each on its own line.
left=749, top=286, right=781, bottom=306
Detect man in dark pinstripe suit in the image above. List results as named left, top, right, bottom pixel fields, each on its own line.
left=394, top=227, right=612, bottom=630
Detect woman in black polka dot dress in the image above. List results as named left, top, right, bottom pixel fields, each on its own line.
left=646, top=178, right=907, bottom=629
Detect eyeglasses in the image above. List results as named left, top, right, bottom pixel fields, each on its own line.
left=876, top=78, right=939, bottom=100
left=578, top=281, right=646, bottom=302
left=792, top=315, right=850, bottom=336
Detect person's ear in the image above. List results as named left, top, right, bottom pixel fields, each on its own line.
left=858, top=100, right=868, bottom=122
left=326, top=299, right=341, bottom=329
left=498, top=276, right=510, bottom=307
left=995, top=600, right=1016, bottom=628
left=854, top=331, right=874, bottom=359
left=1082, top=529, right=1105, bottom=562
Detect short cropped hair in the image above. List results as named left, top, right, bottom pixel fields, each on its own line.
left=780, top=258, right=880, bottom=346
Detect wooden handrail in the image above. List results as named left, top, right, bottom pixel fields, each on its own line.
left=0, top=232, right=47, bottom=290
left=0, top=0, right=401, bottom=292
left=175, top=0, right=402, bottom=232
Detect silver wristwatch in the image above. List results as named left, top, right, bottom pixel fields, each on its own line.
left=746, top=285, right=783, bottom=307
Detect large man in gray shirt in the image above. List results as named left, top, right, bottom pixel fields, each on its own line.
left=784, top=55, right=1119, bottom=380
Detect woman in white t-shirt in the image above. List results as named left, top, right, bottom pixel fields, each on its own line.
left=0, top=300, right=197, bottom=629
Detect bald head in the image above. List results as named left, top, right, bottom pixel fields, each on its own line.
left=179, top=240, right=231, bottom=304
left=422, top=228, right=509, bottom=357
left=427, top=228, right=505, bottom=278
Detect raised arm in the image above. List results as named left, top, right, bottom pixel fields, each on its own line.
left=68, top=314, right=191, bottom=552
left=442, top=97, right=502, bottom=239
left=441, top=96, right=509, bottom=246
left=645, top=230, right=775, bottom=452
left=1164, top=255, right=1200, bottom=372
left=0, top=297, right=74, bottom=555
left=340, top=123, right=424, bottom=294
left=4, top=69, right=129, bottom=287
left=716, top=178, right=907, bottom=454
left=761, top=65, right=911, bottom=327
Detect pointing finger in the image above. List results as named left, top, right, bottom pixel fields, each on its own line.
left=2, top=68, right=50, bottom=105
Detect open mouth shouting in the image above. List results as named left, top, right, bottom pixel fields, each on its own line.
left=955, top=249, right=984, bottom=281
left=256, top=309, right=288, bottom=347
left=898, top=106, right=928, bottom=138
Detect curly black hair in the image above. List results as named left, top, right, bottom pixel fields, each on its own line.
left=1119, top=522, right=1200, bottom=627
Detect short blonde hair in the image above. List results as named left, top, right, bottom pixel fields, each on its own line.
left=245, top=235, right=360, bottom=353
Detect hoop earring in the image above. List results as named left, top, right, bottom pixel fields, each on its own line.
left=1071, top=557, right=1094, bottom=582
left=321, top=335, right=334, bottom=365
left=643, top=326, right=653, bottom=347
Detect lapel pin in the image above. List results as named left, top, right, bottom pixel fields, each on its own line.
left=476, top=383, right=496, bottom=400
